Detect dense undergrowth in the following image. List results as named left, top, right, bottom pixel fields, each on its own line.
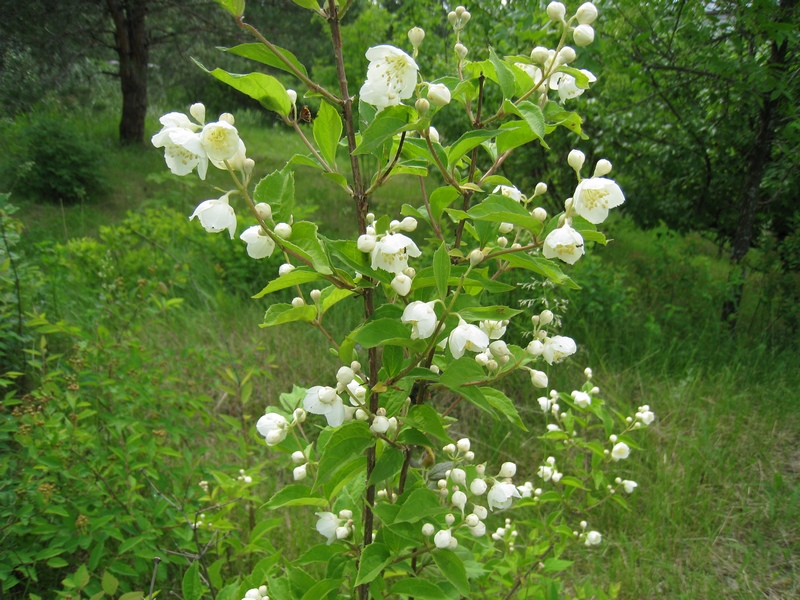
left=1, top=116, right=798, bottom=599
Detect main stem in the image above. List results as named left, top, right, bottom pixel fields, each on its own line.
left=327, top=4, right=377, bottom=599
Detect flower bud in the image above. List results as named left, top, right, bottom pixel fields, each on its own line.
left=475, top=463, right=485, bottom=476
left=534, top=182, right=548, bottom=196
left=576, top=2, right=598, bottom=25
left=310, top=289, right=322, bottom=302
left=496, top=236, right=508, bottom=248
left=391, top=273, right=412, bottom=296
left=243, top=158, right=255, bottom=175
left=287, top=89, right=298, bottom=105
left=539, top=309, right=554, bottom=326
left=428, top=83, right=452, bottom=107
left=443, top=443, right=456, bottom=454
left=422, top=523, right=435, bottom=536
left=291, top=297, right=305, bottom=308
left=293, top=464, right=307, bottom=481
left=465, top=514, right=480, bottom=527
left=336, top=366, right=355, bottom=384
left=434, top=529, right=452, bottom=549
left=498, top=222, right=514, bottom=235
left=450, top=468, right=467, bottom=485
left=357, top=233, right=377, bottom=253
left=473, top=505, right=488, bottom=520
left=190, top=103, right=206, bottom=124
left=452, top=490, right=467, bottom=511
left=448, top=11, right=458, bottom=25
left=530, top=369, right=549, bottom=388
left=371, top=415, right=390, bottom=434
left=585, top=530, right=602, bottom=546
left=336, top=526, right=350, bottom=540
left=469, top=248, right=484, bottom=266
left=400, top=216, right=418, bottom=232
left=470, top=478, right=487, bottom=495
left=530, top=46, right=550, bottom=64
left=568, top=149, right=586, bottom=173
left=292, top=450, right=305, bottom=464
left=499, top=462, right=517, bottom=478
left=461, top=10, right=471, bottom=24
left=573, top=24, right=595, bottom=47
left=464, top=451, right=475, bottom=461
left=489, top=340, right=510, bottom=359
left=593, top=159, right=612, bottom=177
left=558, top=46, right=577, bottom=64
left=415, top=98, right=430, bottom=116
left=445, top=513, right=456, bottom=526
left=547, top=2, right=566, bottom=22
left=355, top=409, right=369, bottom=421
left=255, top=202, right=272, bottom=221
left=475, top=352, right=490, bottom=367
left=455, top=43, right=468, bottom=59
left=278, top=263, right=295, bottom=276
left=408, top=26, right=425, bottom=48
left=455, top=5, right=466, bottom=17
left=457, top=438, right=471, bottom=452
left=532, top=207, right=547, bottom=222
left=219, top=112, right=235, bottom=125
left=274, top=222, right=292, bottom=239
left=293, top=407, right=306, bottom=422
left=351, top=360, right=362, bottom=372
left=428, top=126, right=440, bottom=144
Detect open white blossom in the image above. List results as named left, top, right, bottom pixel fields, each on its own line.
left=401, top=301, right=437, bottom=339
left=303, top=386, right=346, bottom=427
left=370, top=233, right=421, bottom=273
left=200, top=120, right=241, bottom=162
left=622, top=479, right=638, bottom=494
left=240, top=226, right=276, bottom=259
left=611, top=442, right=631, bottom=461
left=487, top=481, right=521, bottom=511
left=573, top=177, right=625, bottom=224
left=543, top=225, right=585, bottom=264
left=585, top=530, right=602, bottom=546
left=492, top=185, right=523, bottom=202
left=256, top=412, right=288, bottom=446
left=479, top=320, right=507, bottom=339
left=359, top=45, right=419, bottom=111
left=152, top=123, right=208, bottom=180
left=571, top=390, right=592, bottom=408
left=550, top=70, right=597, bottom=102
left=542, top=335, right=577, bottom=364
left=190, top=194, right=237, bottom=238
left=315, top=512, right=343, bottom=545
left=449, top=319, right=490, bottom=359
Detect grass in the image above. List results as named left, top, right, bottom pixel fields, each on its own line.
left=4, top=108, right=800, bottom=598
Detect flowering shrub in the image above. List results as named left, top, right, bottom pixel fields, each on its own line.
left=155, top=0, right=655, bottom=597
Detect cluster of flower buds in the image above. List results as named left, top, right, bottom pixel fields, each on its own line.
left=236, top=469, right=253, bottom=484
left=291, top=450, right=309, bottom=481
left=491, top=518, right=519, bottom=552
left=315, top=510, right=354, bottom=545
left=301, top=361, right=369, bottom=428
left=574, top=520, right=602, bottom=547
left=536, top=456, right=563, bottom=483
left=198, top=480, right=209, bottom=494
left=634, top=404, right=655, bottom=426
left=615, top=476, right=638, bottom=494
left=489, top=183, right=547, bottom=247
left=241, top=585, right=269, bottom=600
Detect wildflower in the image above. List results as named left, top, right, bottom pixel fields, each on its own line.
left=480, top=320, right=507, bottom=339
left=622, top=479, right=638, bottom=494
left=572, top=177, right=625, bottom=224
left=543, top=225, right=585, bottom=265
left=487, top=481, right=521, bottom=511
left=636, top=405, right=656, bottom=425
left=492, top=185, right=523, bottom=202
left=200, top=120, right=241, bottom=162
left=542, top=335, right=577, bottom=364
left=550, top=70, right=597, bottom=102
left=585, top=530, right=602, bottom=546
left=370, top=233, right=421, bottom=273
left=571, top=390, right=592, bottom=408
left=256, top=412, right=289, bottom=446
left=303, top=386, right=346, bottom=427
left=359, top=45, right=419, bottom=111
left=498, top=462, right=517, bottom=478
left=151, top=121, right=208, bottom=179
left=315, top=512, right=343, bottom=545
left=449, top=319, right=490, bottom=359
left=401, top=301, right=438, bottom=339
left=611, top=442, right=630, bottom=461
left=240, top=226, right=276, bottom=259
left=190, top=194, right=237, bottom=238
left=408, top=27, right=425, bottom=49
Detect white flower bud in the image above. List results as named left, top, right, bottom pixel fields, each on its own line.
left=293, top=464, right=307, bottom=481
left=469, top=248, right=484, bottom=266
left=568, top=149, right=586, bottom=173
left=611, top=442, right=630, bottom=461
left=475, top=352, right=490, bottom=367
left=499, top=462, right=517, bottom=478
left=585, top=530, right=602, bottom=546
left=415, top=97, right=430, bottom=116
left=336, top=526, right=350, bottom=540
left=291, top=297, right=305, bottom=308
left=421, top=523, right=435, bottom=536
left=428, top=126, right=440, bottom=144
left=437, top=479, right=447, bottom=489
left=287, top=89, right=298, bottom=105
left=452, top=490, right=467, bottom=511
left=357, top=234, right=376, bottom=252
left=576, top=2, right=598, bottom=25
left=371, top=416, right=390, bottom=434
left=336, top=366, right=355, bottom=385
left=573, top=24, right=595, bottom=47
left=464, top=451, right=474, bottom=461
left=498, top=222, right=514, bottom=235
left=278, top=263, right=295, bottom=276
left=461, top=10, right=471, bottom=24
left=487, top=359, right=499, bottom=370
left=430, top=364, right=440, bottom=374
left=351, top=360, right=362, bottom=372
left=558, top=46, right=577, bottom=64
left=445, top=513, right=455, bottom=526
left=255, top=202, right=272, bottom=221
left=497, top=236, right=508, bottom=248
left=465, top=514, right=480, bottom=528
left=530, top=46, right=550, bottom=64
left=243, top=158, right=255, bottom=175
left=475, top=464, right=486, bottom=476
left=584, top=367, right=593, bottom=379
left=219, top=112, right=235, bottom=125
left=456, top=438, right=470, bottom=452
left=259, top=585, right=268, bottom=597
left=489, top=341, right=510, bottom=359
left=355, top=409, right=369, bottom=421
left=390, top=219, right=401, bottom=231
left=391, top=274, right=412, bottom=296
left=455, top=43, right=468, bottom=59
left=470, top=478, right=487, bottom=495
left=292, top=450, right=305, bottom=464
left=539, top=309, right=554, bottom=326
left=547, top=2, right=566, bottom=22
left=530, top=369, right=549, bottom=388
left=534, top=182, right=548, bottom=196
left=526, top=340, right=544, bottom=356
left=448, top=11, right=458, bottom=25
left=443, top=443, right=456, bottom=455
left=428, top=83, right=451, bottom=107
left=593, top=159, right=612, bottom=177
left=274, top=222, right=292, bottom=239
left=609, top=434, right=618, bottom=443
left=309, top=289, right=322, bottom=302
left=190, top=103, right=206, bottom=125
left=293, top=407, right=306, bottom=423
left=449, top=468, right=466, bottom=486
left=399, top=216, right=418, bottom=232
left=408, top=26, right=425, bottom=48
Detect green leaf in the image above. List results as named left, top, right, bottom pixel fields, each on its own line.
left=480, top=388, right=527, bottom=430
left=355, top=543, right=392, bottom=585
left=261, top=303, right=316, bottom=328
left=467, top=194, right=542, bottom=232
left=502, top=253, right=579, bottom=288
left=280, top=221, right=333, bottom=275
left=456, top=305, right=523, bottom=321
left=503, top=100, right=546, bottom=140
left=314, top=102, right=343, bottom=168
left=429, top=186, right=461, bottom=223
left=119, top=593, right=146, bottom=600
left=395, top=488, right=447, bottom=523
left=118, top=536, right=144, bottom=554
left=316, top=422, right=374, bottom=486
left=395, top=426, right=435, bottom=448
left=46, top=557, right=69, bottom=568
left=353, top=105, right=414, bottom=157
left=543, top=558, right=574, bottom=573
left=353, top=318, right=413, bottom=348
left=390, top=579, right=451, bottom=599
left=253, top=167, right=295, bottom=223
left=221, top=43, right=308, bottom=77
left=263, top=484, right=327, bottom=510
left=252, top=269, right=323, bottom=298
left=195, top=62, right=291, bottom=116
left=368, top=447, right=405, bottom=485
left=216, top=582, right=241, bottom=600
left=438, top=357, right=485, bottom=389
left=295, top=544, right=342, bottom=565
left=319, top=286, right=354, bottom=316
left=446, top=129, right=498, bottom=167
left=433, top=241, right=451, bottom=300
left=496, top=120, right=538, bottom=154
left=292, top=0, right=320, bottom=11
left=182, top=562, right=206, bottom=600
left=326, top=238, right=391, bottom=284
left=432, top=550, right=470, bottom=596
left=300, top=579, right=344, bottom=600
left=405, top=405, right=450, bottom=441
left=214, top=0, right=244, bottom=17
left=102, top=572, right=119, bottom=596
left=489, top=48, right=516, bottom=98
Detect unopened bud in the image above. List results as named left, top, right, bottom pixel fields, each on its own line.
left=274, top=222, right=292, bottom=239
left=287, top=89, right=298, bottom=105
left=428, top=83, right=451, bottom=107
left=568, top=149, right=586, bottom=173
left=428, top=126, right=440, bottom=144
left=532, top=207, right=547, bottom=221
left=558, top=46, right=576, bottom=64
left=499, top=222, right=514, bottom=234
left=593, top=159, right=612, bottom=177
left=408, top=27, right=425, bottom=48
left=469, top=248, right=484, bottom=266
left=547, top=2, right=566, bottom=22
left=219, top=112, right=235, bottom=125
left=576, top=2, right=598, bottom=25
left=291, top=297, right=305, bottom=308
left=190, top=103, right=206, bottom=124
left=539, top=309, right=554, bottom=325
left=309, top=289, right=322, bottom=302
left=573, top=24, right=595, bottom=47
left=530, top=46, right=550, bottom=64
left=255, top=202, right=272, bottom=221
left=534, top=182, right=548, bottom=196
left=415, top=98, right=430, bottom=116
left=497, top=236, right=508, bottom=247
left=455, top=43, right=468, bottom=59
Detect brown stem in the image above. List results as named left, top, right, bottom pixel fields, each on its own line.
left=454, top=75, right=485, bottom=249
left=419, top=177, right=444, bottom=240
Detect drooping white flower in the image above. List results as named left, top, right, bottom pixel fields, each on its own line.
left=611, top=442, right=630, bottom=461
left=572, top=177, right=625, bottom=224
left=542, top=335, right=577, bottom=365
left=256, top=412, right=289, bottom=446
left=571, top=390, right=592, bottom=408
left=359, top=45, right=419, bottom=111
left=370, top=233, right=421, bottom=274
left=152, top=125, right=208, bottom=180
left=391, top=273, right=412, bottom=296
left=479, top=320, right=507, bottom=339
left=622, top=480, right=638, bottom=494
left=190, top=194, right=237, bottom=238
left=585, top=530, right=602, bottom=546
left=487, top=481, right=521, bottom=511
left=543, top=225, right=585, bottom=265
left=401, top=301, right=437, bottom=339
left=449, top=319, right=490, bottom=359
left=240, top=226, right=276, bottom=259
left=200, top=120, right=241, bottom=162
left=303, top=386, right=346, bottom=427
left=315, top=512, right=343, bottom=544
left=550, top=69, right=597, bottom=102
left=492, top=185, right=523, bottom=202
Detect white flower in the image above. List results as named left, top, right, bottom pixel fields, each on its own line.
left=391, top=273, right=412, bottom=296
left=211, top=139, right=248, bottom=173
left=370, top=233, right=421, bottom=274
left=550, top=69, right=597, bottom=102
left=256, top=412, right=289, bottom=446
left=479, top=320, right=507, bottom=339
left=434, top=529, right=452, bottom=549
left=572, top=177, right=625, bottom=224
left=543, top=225, right=585, bottom=265
left=449, top=319, right=490, bottom=359
left=359, top=45, right=419, bottom=111
left=427, top=83, right=451, bottom=107
left=499, top=462, right=517, bottom=478
left=585, top=530, right=602, bottom=546
left=190, top=194, right=237, bottom=238
left=537, top=465, right=553, bottom=481
left=492, top=185, right=523, bottom=202
left=200, top=120, right=241, bottom=162
left=572, top=390, right=592, bottom=408
left=637, top=408, right=656, bottom=425
left=421, top=523, right=435, bottom=536
left=622, top=480, right=638, bottom=494
left=456, top=438, right=471, bottom=452
left=303, top=386, right=346, bottom=427
left=240, top=226, right=276, bottom=259
left=152, top=125, right=208, bottom=180
left=542, top=335, right=577, bottom=365
left=611, top=442, right=630, bottom=461
left=538, top=396, right=553, bottom=411
left=315, top=512, right=343, bottom=545
left=401, top=301, right=437, bottom=339
left=487, top=482, right=521, bottom=511
left=452, top=490, right=467, bottom=512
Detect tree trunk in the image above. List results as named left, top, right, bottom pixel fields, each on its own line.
left=107, top=0, right=149, bottom=145
left=721, top=0, right=796, bottom=325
